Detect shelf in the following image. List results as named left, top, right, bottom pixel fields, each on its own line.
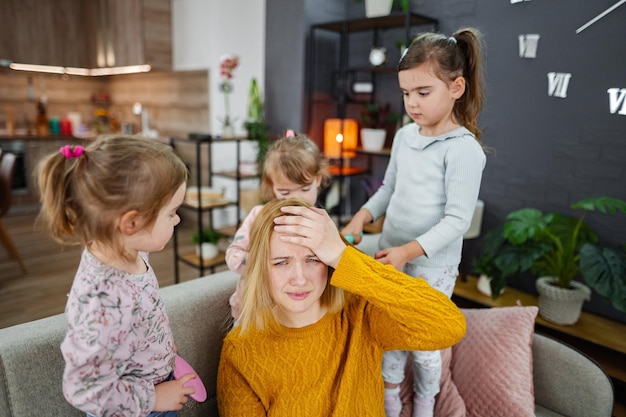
left=328, top=166, right=367, bottom=177
left=213, top=170, right=259, bottom=180
left=355, top=147, right=391, bottom=156
left=312, top=12, right=438, bottom=33
left=182, top=197, right=232, bottom=209
left=179, top=252, right=226, bottom=269
left=170, top=134, right=252, bottom=282
left=348, top=67, right=397, bottom=74
left=453, top=275, right=626, bottom=384
left=217, top=224, right=238, bottom=237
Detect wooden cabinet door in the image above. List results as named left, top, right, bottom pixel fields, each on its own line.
left=0, top=0, right=89, bottom=67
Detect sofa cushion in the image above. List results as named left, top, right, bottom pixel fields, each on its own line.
left=448, top=306, right=538, bottom=417
left=400, top=306, right=538, bottom=417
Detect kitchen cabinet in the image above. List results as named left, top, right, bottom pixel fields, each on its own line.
left=84, top=0, right=172, bottom=70
left=0, top=0, right=171, bottom=70
left=0, top=0, right=89, bottom=68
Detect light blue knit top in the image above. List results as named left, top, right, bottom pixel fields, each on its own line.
left=362, top=124, right=486, bottom=268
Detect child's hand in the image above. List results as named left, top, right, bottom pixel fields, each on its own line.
left=153, top=373, right=197, bottom=411
left=341, top=209, right=372, bottom=244
left=340, top=225, right=364, bottom=244
left=375, top=241, right=424, bottom=271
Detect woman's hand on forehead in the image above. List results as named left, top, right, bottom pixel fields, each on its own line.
left=273, top=206, right=346, bottom=268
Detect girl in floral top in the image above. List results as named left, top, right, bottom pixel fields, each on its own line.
left=36, top=136, right=193, bottom=417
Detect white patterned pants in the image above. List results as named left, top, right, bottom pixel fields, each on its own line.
left=381, top=264, right=458, bottom=398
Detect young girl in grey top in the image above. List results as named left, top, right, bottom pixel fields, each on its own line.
left=342, top=27, right=487, bottom=417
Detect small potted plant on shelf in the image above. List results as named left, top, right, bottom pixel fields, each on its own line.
left=192, top=228, right=225, bottom=260
left=360, top=101, right=398, bottom=151
left=475, top=196, right=626, bottom=325
left=243, top=78, right=271, bottom=173
left=354, top=0, right=409, bottom=17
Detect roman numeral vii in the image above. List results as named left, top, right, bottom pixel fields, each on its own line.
left=547, top=72, right=572, bottom=98
left=607, top=88, right=626, bottom=115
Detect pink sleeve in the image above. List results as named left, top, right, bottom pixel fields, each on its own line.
left=225, top=205, right=264, bottom=275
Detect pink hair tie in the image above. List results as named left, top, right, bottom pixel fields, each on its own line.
left=59, top=145, right=85, bottom=159
left=285, top=129, right=295, bottom=137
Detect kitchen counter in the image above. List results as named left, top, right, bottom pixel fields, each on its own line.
left=1, top=136, right=91, bottom=214
left=0, top=133, right=94, bottom=142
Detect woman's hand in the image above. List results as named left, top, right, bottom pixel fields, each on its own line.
left=274, top=206, right=346, bottom=268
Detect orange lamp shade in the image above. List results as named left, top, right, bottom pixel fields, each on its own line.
left=324, top=118, right=358, bottom=159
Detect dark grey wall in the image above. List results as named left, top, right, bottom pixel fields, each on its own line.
left=266, top=0, right=626, bottom=322
left=265, top=0, right=347, bottom=134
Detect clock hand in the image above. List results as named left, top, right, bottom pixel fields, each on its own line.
left=576, top=0, right=626, bottom=33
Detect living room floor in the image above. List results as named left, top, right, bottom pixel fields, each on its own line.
left=0, top=212, right=221, bottom=329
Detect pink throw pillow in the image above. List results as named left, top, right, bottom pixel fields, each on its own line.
left=399, top=306, right=537, bottom=417
left=451, top=306, right=538, bottom=417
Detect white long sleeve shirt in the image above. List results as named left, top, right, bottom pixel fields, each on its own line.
left=362, top=124, right=486, bottom=268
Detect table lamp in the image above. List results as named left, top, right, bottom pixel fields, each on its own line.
left=324, top=118, right=358, bottom=160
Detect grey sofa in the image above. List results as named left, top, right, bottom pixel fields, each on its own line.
left=0, top=269, right=238, bottom=417
left=0, top=238, right=614, bottom=416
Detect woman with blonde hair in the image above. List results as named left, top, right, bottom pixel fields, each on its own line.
left=217, top=198, right=466, bottom=416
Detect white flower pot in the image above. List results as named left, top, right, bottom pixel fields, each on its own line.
left=361, top=128, right=386, bottom=151
left=196, top=243, right=218, bottom=260
left=476, top=274, right=504, bottom=297
left=364, top=0, right=393, bottom=17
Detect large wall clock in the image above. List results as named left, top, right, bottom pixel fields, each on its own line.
left=513, top=0, right=625, bottom=111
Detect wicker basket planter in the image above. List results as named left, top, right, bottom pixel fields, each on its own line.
left=536, top=276, right=591, bottom=325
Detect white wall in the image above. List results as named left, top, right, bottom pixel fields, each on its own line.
left=172, top=0, right=265, bottom=139
left=171, top=0, right=265, bottom=227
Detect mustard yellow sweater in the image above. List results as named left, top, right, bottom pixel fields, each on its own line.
left=217, top=247, right=465, bottom=416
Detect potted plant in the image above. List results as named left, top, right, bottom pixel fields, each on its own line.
left=192, top=228, right=225, bottom=260
left=354, top=0, right=409, bottom=17
left=477, top=196, right=626, bottom=324
left=360, top=102, right=399, bottom=151
left=472, top=226, right=546, bottom=298
left=243, top=78, right=271, bottom=173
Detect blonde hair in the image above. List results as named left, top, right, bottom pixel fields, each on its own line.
left=399, top=27, right=485, bottom=142
left=35, top=135, right=188, bottom=257
left=260, top=132, right=331, bottom=202
left=238, top=198, right=345, bottom=333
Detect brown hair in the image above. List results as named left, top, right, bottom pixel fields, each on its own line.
left=35, top=135, right=188, bottom=257
left=399, top=27, right=485, bottom=142
left=260, top=132, right=332, bottom=202
left=238, top=198, right=345, bottom=333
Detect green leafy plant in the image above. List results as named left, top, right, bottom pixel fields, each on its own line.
left=192, top=228, right=225, bottom=245
left=475, top=196, right=626, bottom=312
left=472, top=226, right=547, bottom=298
left=243, top=78, right=272, bottom=171
left=360, top=102, right=399, bottom=129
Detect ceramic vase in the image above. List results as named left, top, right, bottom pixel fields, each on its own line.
left=196, top=243, right=218, bottom=260
left=476, top=274, right=505, bottom=297
left=364, top=0, right=393, bottom=17
left=361, top=128, right=386, bottom=151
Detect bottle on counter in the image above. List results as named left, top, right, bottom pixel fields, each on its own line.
left=60, top=117, right=72, bottom=136
left=35, top=100, right=49, bottom=136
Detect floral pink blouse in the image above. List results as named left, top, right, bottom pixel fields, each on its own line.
left=61, top=249, right=176, bottom=417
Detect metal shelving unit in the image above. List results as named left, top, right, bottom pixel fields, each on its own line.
left=169, top=133, right=257, bottom=282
